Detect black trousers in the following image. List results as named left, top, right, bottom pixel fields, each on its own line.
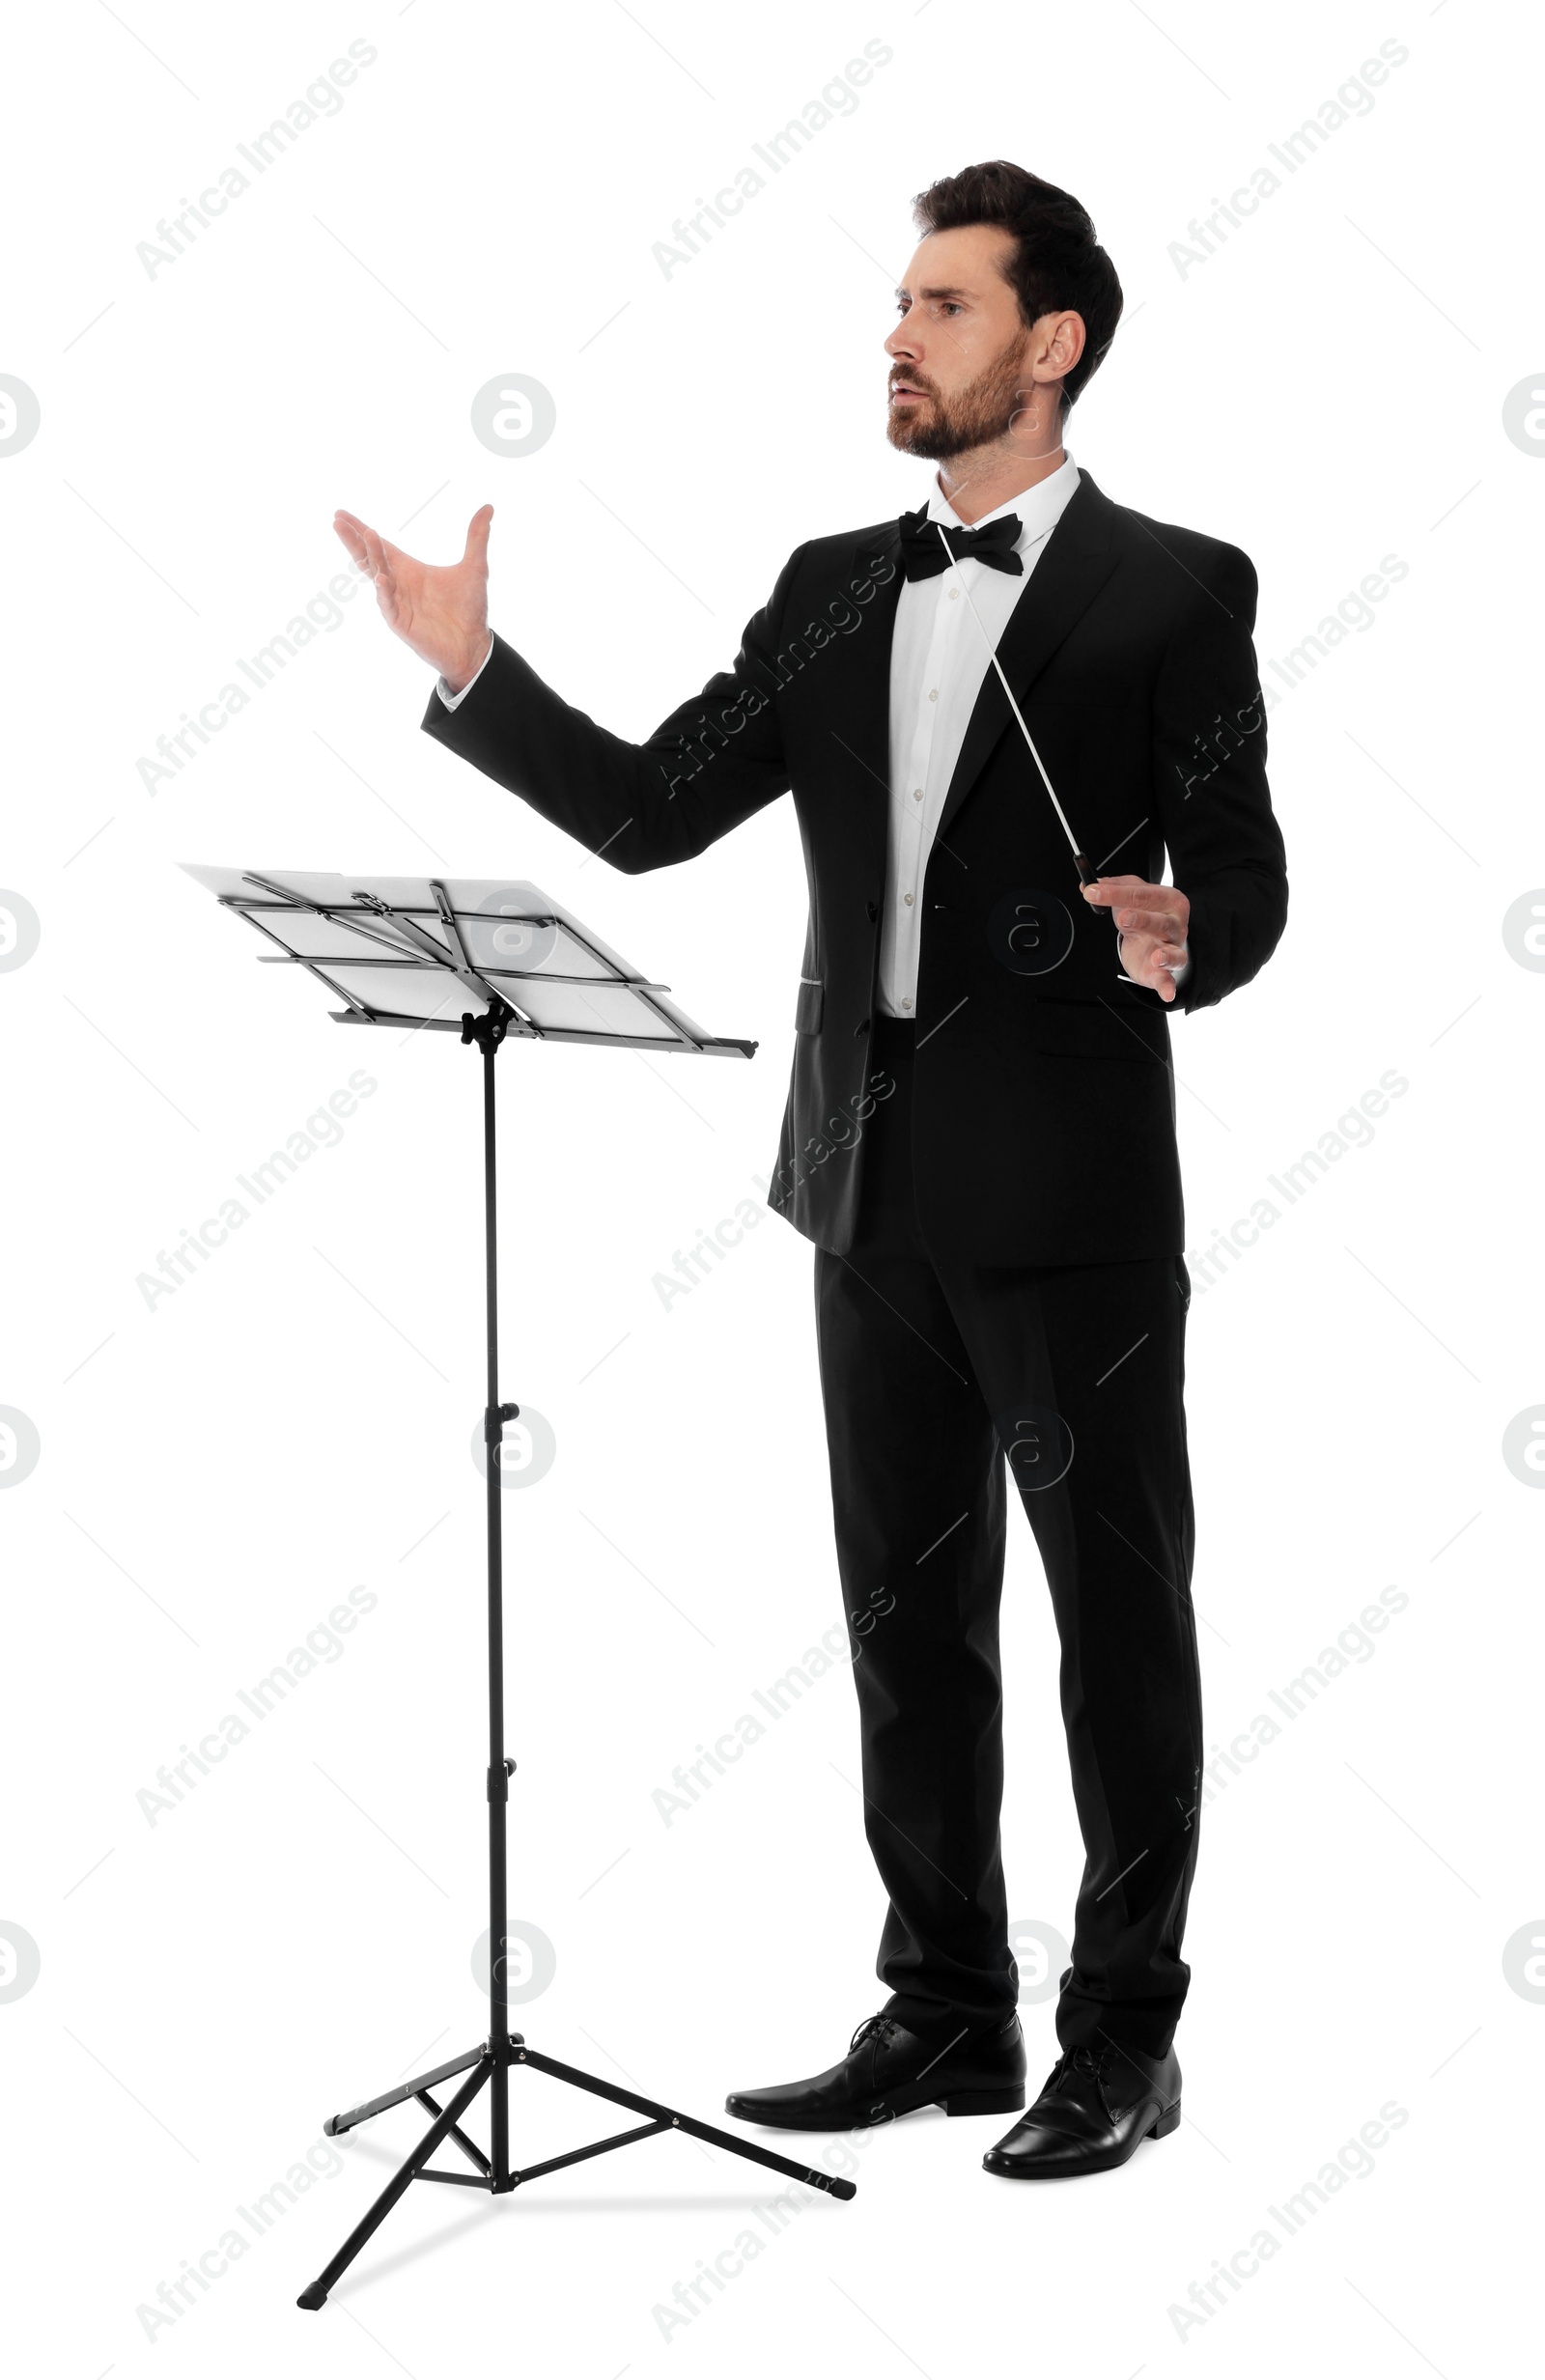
left=814, top=1014, right=1203, bottom=2059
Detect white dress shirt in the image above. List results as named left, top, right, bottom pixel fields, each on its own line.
left=436, top=448, right=1185, bottom=1006
left=877, top=456, right=1082, bottom=1015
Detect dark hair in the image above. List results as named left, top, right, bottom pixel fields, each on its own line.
left=911, top=161, right=1123, bottom=413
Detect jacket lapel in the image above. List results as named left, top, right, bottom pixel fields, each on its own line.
left=934, top=469, right=1122, bottom=848
left=823, top=518, right=905, bottom=842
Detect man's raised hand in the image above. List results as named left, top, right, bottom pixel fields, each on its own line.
left=332, top=504, right=494, bottom=692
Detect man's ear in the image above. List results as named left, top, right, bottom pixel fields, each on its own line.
left=1042, top=308, right=1086, bottom=384
left=1009, top=333, right=1064, bottom=443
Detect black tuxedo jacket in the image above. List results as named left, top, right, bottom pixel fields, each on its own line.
left=421, top=470, right=1287, bottom=1265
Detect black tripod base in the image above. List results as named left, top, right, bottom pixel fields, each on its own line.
left=297, top=2030, right=856, bottom=2309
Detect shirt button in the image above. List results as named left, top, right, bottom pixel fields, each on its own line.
left=928, top=688, right=939, bottom=701
left=913, top=787, right=923, bottom=801
left=901, top=996, right=913, bottom=1011
left=948, top=586, right=960, bottom=600
left=904, top=892, right=914, bottom=906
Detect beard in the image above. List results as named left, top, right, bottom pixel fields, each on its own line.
left=885, top=330, right=1044, bottom=461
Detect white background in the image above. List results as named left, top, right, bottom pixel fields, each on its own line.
left=2, top=0, right=1540, bottom=2371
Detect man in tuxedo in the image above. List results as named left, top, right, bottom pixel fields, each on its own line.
left=335, top=160, right=1286, bottom=2181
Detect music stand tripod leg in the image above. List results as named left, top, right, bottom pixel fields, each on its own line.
left=321, top=2038, right=493, bottom=2140
left=297, top=2055, right=495, bottom=2310
left=509, top=2044, right=859, bottom=2198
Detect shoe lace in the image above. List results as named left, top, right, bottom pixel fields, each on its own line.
left=1047, top=2044, right=1114, bottom=2118
left=849, top=2013, right=899, bottom=2055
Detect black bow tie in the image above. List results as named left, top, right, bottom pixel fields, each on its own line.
left=897, top=505, right=1024, bottom=582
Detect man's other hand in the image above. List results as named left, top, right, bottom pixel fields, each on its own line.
left=332, top=504, right=494, bottom=692
left=1082, top=874, right=1191, bottom=1002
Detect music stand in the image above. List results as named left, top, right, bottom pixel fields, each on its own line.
left=181, top=865, right=857, bottom=2312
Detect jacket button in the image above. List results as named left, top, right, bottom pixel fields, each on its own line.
left=865, top=900, right=878, bottom=922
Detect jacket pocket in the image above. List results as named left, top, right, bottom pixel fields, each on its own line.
left=1007, top=995, right=1169, bottom=1064
left=795, top=977, right=824, bottom=1033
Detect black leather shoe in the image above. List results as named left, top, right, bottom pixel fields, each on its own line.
left=725, top=2010, right=1025, bottom=2132
left=983, top=2040, right=1181, bottom=2178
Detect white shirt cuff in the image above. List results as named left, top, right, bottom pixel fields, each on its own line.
left=435, top=637, right=494, bottom=711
